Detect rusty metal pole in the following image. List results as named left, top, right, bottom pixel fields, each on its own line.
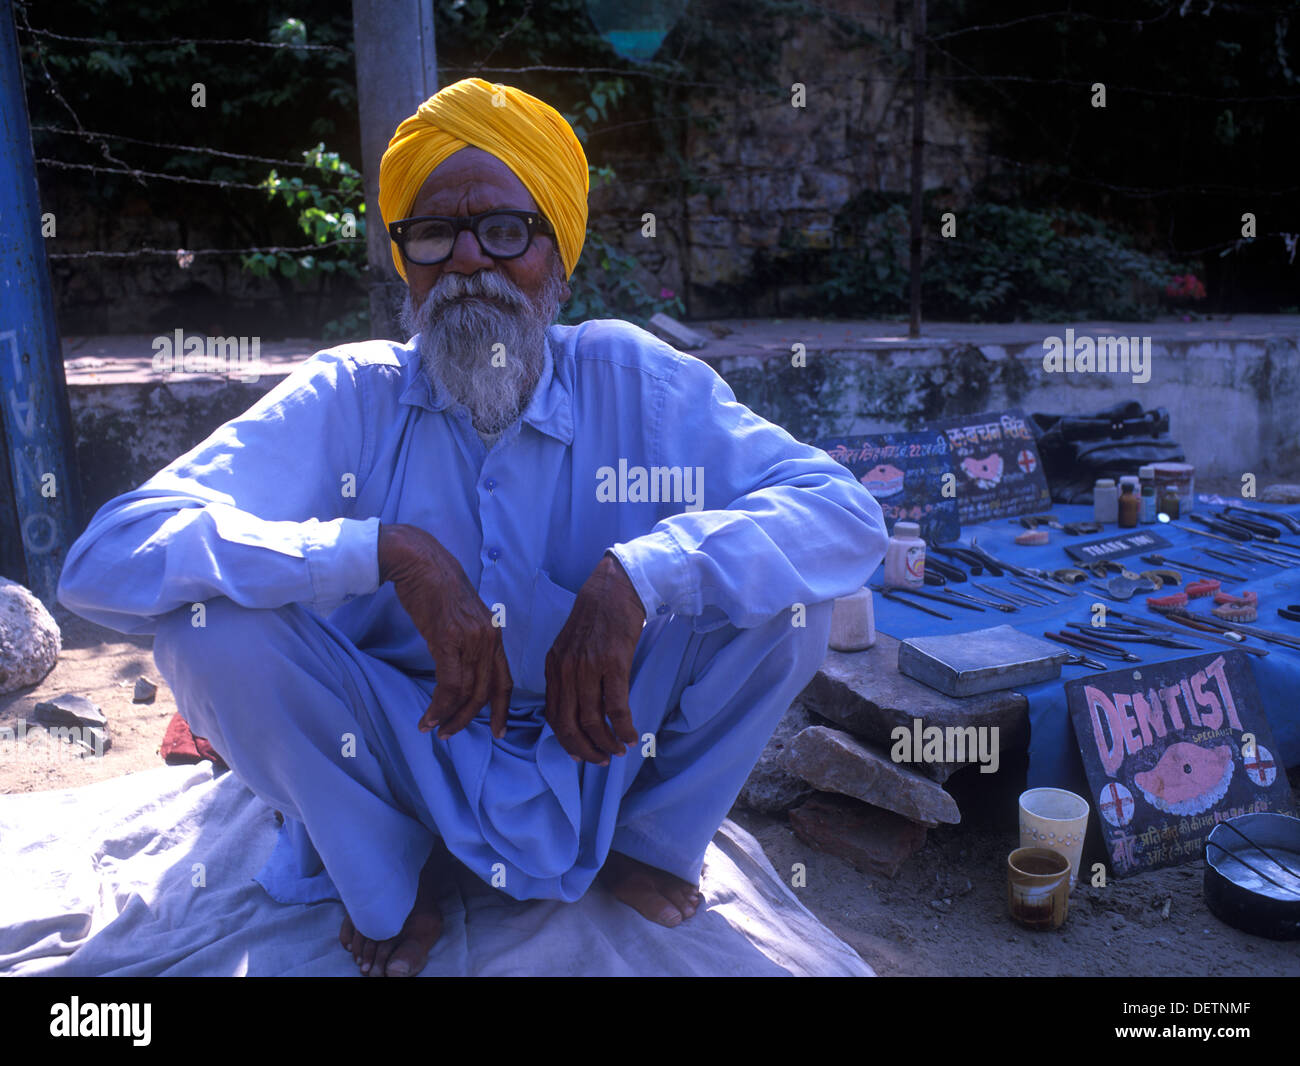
left=0, top=0, right=84, bottom=604
left=352, top=0, right=437, bottom=341
left=907, top=0, right=926, bottom=339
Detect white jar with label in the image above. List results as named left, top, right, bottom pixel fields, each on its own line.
left=883, top=521, right=926, bottom=590
left=1093, top=478, right=1119, bottom=524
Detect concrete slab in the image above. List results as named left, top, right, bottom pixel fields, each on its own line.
left=55, top=315, right=1300, bottom=516
left=801, top=634, right=1029, bottom=783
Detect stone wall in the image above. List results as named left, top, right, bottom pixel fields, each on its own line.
left=39, top=1, right=987, bottom=332
left=588, top=0, right=993, bottom=318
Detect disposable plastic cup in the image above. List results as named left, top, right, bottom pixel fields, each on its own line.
left=1019, top=787, right=1089, bottom=889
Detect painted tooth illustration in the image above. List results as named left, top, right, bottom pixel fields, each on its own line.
left=960, top=453, right=1004, bottom=490
left=860, top=463, right=905, bottom=497
left=1133, top=741, right=1235, bottom=816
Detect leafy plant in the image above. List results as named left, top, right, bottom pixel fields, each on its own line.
left=243, top=143, right=366, bottom=281
left=818, top=202, right=1191, bottom=322
left=242, top=143, right=368, bottom=337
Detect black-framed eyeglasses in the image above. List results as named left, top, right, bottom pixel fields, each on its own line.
left=388, top=210, right=555, bottom=265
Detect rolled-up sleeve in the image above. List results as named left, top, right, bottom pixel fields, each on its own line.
left=609, top=352, right=887, bottom=630
left=57, top=348, right=381, bottom=634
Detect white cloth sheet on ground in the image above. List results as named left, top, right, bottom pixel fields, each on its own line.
left=0, top=763, right=872, bottom=977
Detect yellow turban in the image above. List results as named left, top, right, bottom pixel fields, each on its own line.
left=378, top=78, right=589, bottom=282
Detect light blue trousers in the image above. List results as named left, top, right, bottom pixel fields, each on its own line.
left=153, top=598, right=830, bottom=940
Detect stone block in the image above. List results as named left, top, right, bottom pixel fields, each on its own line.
left=0, top=578, right=60, bottom=694
left=788, top=792, right=928, bottom=878
left=800, top=635, right=1029, bottom=776
left=781, top=725, right=961, bottom=825
left=737, top=700, right=815, bottom=814
left=1261, top=483, right=1300, bottom=503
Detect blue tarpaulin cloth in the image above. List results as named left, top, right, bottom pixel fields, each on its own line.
left=866, top=500, right=1300, bottom=791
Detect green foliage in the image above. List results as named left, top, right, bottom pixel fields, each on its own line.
left=243, top=143, right=366, bottom=278
left=927, top=0, right=1300, bottom=306
left=563, top=229, right=685, bottom=326
left=817, top=202, right=911, bottom=316
left=819, top=203, right=1187, bottom=322
left=241, top=143, right=368, bottom=337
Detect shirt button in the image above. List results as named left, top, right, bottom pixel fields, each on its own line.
left=487, top=547, right=501, bottom=561
left=485, top=478, right=497, bottom=492
left=657, top=604, right=669, bottom=615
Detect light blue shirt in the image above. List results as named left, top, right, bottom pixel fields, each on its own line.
left=59, top=319, right=887, bottom=703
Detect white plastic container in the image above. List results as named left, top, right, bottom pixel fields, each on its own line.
left=829, top=587, right=876, bottom=651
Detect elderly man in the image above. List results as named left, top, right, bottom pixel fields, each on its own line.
left=57, top=78, right=886, bottom=976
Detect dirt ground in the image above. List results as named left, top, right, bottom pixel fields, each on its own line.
left=3, top=602, right=1298, bottom=977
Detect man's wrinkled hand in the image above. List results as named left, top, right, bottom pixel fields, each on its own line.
left=544, top=552, right=647, bottom=764
left=379, top=523, right=513, bottom=741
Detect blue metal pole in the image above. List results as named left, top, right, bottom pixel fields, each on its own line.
left=0, top=0, right=83, bottom=605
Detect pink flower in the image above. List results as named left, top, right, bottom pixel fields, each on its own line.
left=659, top=287, right=675, bottom=300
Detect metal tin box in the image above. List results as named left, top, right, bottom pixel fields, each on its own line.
left=897, top=625, right=1069, bottom=697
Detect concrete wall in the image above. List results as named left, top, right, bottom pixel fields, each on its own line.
left=701, top=331, right=1300, bottom=485
left=62, top=321, right=1300, bottom=521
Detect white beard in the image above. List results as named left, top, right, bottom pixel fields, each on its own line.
left=401, top=267, right=564, bottom=437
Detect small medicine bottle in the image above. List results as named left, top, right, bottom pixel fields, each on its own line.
left=883, top=521, right=926, bottom=590
left=1159, top=486, right=1180, bottom=521
left=1118, top=481, right=1139, bottom=528
left=1093, top=479, right=1119, bottom=524
left=1138, top=465, right=1156, bottom=524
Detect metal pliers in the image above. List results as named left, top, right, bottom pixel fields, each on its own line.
left=1042, top=632, right=1118, bottom=667
left=1224, top=504, right=1300, bottom=535
left=930, top=543, right=998, bottom=576
left=1054, top=627, right=1143, bottom=661
left=1076, top=629, right=1202, bottom=650
left=926, top=556, right=969, bottom=583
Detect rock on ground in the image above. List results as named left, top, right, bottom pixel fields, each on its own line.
left=0, top=578, right=61, bottom=694
left=781, top=724, right=961, bottom=825
left=788, top=791, right=928, bottom=878
left=737, top=699, right=815, bottom=814
left=33, top=692, right=108, bottom=729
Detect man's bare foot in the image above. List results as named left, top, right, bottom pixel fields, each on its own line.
left=599, top=851, right=702, bottom=927
left=338, top=851, right=444, bottom=977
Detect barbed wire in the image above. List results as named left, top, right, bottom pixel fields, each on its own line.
left=22, top=6, right=1297, bottom=284
left=32, top=125, right=327, bottom=171
left=39, top=221, right=1294, bottom=267
left=923, top=3, right=1180, bottom=41
left=35, top=158, right=348, bottom=196
left=47, top=239, right=361, bottom=261
left=441, top=63, right=794, bottom=95
left=19, top=25, right=347, bottom=53
left=929, top=71, right=1300, bottom=102
left=598, top=144, right=1300, bottom=199
left=16, top=8, right=139, bottom=180
left=469, top=0, right=534, bottom=72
